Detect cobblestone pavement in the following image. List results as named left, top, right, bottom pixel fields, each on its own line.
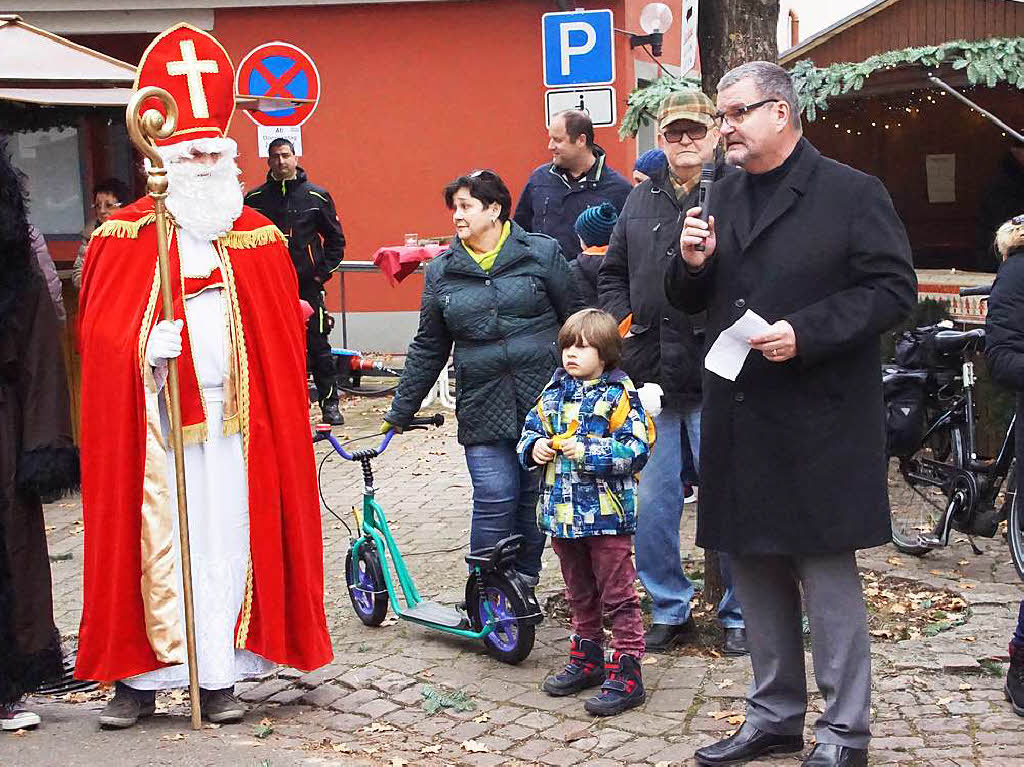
left=2, top=397, right=1023, bottom=766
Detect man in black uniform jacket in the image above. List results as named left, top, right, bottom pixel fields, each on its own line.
left=245, top=138, right=347, bottom=424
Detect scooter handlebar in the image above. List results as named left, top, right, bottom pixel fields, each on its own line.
left=406, top=413, right=445, bottom=429
left=314, top=413, right=443, bottom=460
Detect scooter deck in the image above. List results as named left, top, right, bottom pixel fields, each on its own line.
left=398, top=601, right=469, bottom=629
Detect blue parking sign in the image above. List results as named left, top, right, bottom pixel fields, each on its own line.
left=542, top=9, right=615, bottom=88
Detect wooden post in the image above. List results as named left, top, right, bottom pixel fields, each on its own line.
left=126, top=86, right=203, bottom=731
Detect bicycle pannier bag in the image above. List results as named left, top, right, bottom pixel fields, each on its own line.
left=893, top=326, right=961, bottom=370
left=883, top=369, right=928, bottom=457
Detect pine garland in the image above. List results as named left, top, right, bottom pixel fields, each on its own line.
left=619, top=74, right=703, bottom=139
left=791, top=36, right=1024, bottom=122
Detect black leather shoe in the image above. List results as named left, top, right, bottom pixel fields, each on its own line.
left=644, top=619, right=694, bottom=653
left=320, top=399, right=344, bottom=426
left=802, top=743, right=868, bottom=766
left=695, top=722, right=803, bottom=765
left=723, top=627, right=749, bottom=656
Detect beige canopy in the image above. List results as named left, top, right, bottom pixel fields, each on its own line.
left=0, top=14, right=136, bottom=106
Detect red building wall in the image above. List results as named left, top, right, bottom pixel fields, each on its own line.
left=211, top=0, right=639, bottom=314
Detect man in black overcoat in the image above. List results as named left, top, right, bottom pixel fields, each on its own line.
left=666, top=62, right=917, bottom=767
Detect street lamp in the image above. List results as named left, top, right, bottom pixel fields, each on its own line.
left=629, top=2, right=674, bottom=57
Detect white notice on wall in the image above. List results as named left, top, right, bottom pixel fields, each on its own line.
left=926, top=153, right=956, bottom=203
left=257, top=125, right=303, bottom=157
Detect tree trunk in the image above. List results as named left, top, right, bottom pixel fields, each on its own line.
left=698, top=0, right=780, bottom=98
left=696, top=0, right=778, bottom=608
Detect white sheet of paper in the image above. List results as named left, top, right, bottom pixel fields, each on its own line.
left=704, top=309, right=772, bottom=381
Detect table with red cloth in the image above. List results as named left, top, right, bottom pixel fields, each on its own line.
left=372, top=244, right=447, bottom=286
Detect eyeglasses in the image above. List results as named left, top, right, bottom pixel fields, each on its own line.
left=713, top=98, right=780, bottom=127
left=662, top=124, right=709, bottom=143
left=92, top=201, right=121, bottom=211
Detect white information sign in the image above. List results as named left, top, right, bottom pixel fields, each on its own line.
left=681, top=0, right=700, bottom=76
left=545, top=86, right=617, bottom=128
left=257, top=125, right=303, bottom=157
left=926, top=153, right=956, bottom=203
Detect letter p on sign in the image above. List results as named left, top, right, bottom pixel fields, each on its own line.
left=542, top=9, right=615, bottom=88
left=559, top=22, right=596, bottom=75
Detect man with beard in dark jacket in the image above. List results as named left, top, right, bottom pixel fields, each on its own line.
left=514, top=110, right=631, bottom=262
left=245, top=138, right=347, bottom=425
left=598, top=91, right=746, bottom=656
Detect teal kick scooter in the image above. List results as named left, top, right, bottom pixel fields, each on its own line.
left=314, top=415, right=543, bottom=664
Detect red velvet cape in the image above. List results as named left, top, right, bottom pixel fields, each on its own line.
left=75, top=198, right=333, bottom=681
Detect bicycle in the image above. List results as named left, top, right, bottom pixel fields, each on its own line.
left=313, top=415, right=542, bottom=664
left=885, top=284, right=1024, bottom=580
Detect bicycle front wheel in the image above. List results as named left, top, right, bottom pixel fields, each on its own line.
left=1008, top=466, right=1024, bottom=582
left=889, top=426, right=963, bottom=555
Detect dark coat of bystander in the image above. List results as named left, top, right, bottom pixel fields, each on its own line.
left=665, top=139, right=917, bottom=556
left=0, top=184, right=79, bottom=703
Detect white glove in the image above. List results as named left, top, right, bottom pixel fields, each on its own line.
left=146, top=319, right=184, bottom=368
left=637, top=383, right=664, bottom=418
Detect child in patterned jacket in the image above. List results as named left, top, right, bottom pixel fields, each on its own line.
left=517, top=308, right=654, bottom=717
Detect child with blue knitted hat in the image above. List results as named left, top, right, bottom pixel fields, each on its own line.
left=632, top=149, right=667, bottom=185
left=572, top=202, right=618, bottom=307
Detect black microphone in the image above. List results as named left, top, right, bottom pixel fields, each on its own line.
left=695, top=163, right=715, bottom=252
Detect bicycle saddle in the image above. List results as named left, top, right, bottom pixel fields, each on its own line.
left=932, top=328, right=985, bottom=354
left=465, top=534, right=524, bottom=569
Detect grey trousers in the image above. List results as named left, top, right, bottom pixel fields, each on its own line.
left=730, top=551, right=871, bottom=749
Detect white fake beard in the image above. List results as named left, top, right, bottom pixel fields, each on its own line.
left=161, top=149, right=244, bottom=241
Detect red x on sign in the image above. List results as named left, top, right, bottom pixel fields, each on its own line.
left=236, top=41, right=321, bottom=127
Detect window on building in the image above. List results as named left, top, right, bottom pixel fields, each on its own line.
left=635, top=77, right=658, bottom=157
left=11, top=127, right=85, bottom=237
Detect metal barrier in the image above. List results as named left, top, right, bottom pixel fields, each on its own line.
left=334, top=259, right=425, bottom=349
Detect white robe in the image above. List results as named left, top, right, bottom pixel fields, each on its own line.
left=125, top=230, right=275, bottom=691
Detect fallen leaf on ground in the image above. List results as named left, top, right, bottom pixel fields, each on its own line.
left=717, top=678, right=735, bottom=689
left=391, top=759, right=410, bottom=766
left=726, top=715, right=746, bottom=725
left=461, top=739, right=490, bottom=753
left=420, top=744, right=443, bottom=754
left=641, top=656, right=659, bottom=665
left=562, top=724, right=592, bottom=742
left=472, top=713, right=490, bottom=723
left=361, top=721, right=397, bottom=733
left=938, top=696, right=954, bottom=705
left=160, top=733, right=187, bottom=741
left=959, top=683, right=973, bottom=691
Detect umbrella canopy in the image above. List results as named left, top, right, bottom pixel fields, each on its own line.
left=0, top=15, right=135, bottom=106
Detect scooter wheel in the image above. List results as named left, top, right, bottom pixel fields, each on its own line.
left=345, top=546, right=388, bottom=626
left=472, top=580, right=535, bottom=665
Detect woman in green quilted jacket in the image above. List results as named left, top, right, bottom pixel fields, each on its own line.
left=384, top=169, right=578, bottom=586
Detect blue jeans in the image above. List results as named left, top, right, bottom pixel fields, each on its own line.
left=1014, top=599, right=1024, bottom=649
left=635, top=406, right=744, bottom=628
left=463, top=441, right=546, bottom=579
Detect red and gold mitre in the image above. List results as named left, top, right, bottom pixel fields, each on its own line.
left=135, top=23, right=235, bottom=147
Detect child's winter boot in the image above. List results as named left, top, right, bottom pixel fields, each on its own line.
left=1007, top=642, right=1024, bottom=716
left=542, top=635, right=605, bottom=696
left=584, top=650, right=645, bottom=716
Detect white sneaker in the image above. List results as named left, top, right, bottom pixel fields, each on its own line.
left=684, top=485, right=698, bottom=504
left=1, top=704, right=41, bottom=731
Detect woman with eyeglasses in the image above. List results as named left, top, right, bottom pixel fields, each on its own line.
left=384, top=169, right=577, bottom=589
left=72, top=177, right=131, bottom=290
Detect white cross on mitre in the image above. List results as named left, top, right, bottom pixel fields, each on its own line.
left=166, top=39, right=219, bottom=120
